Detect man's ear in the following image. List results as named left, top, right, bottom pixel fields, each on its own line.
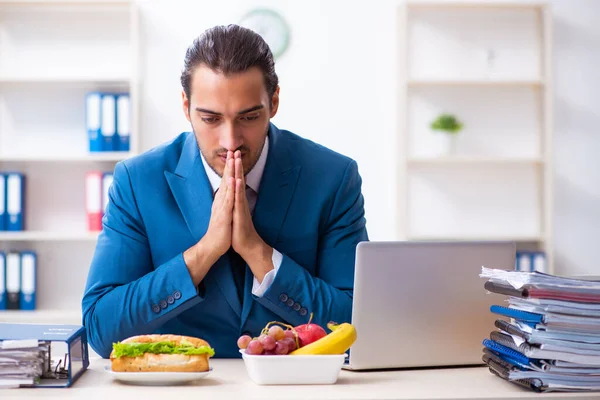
left=182, top=90, right=191, bottom=122
left=270, top=86, right=280, bottom=118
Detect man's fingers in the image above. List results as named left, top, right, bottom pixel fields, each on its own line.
left=225, top=177, right=235, bottom=211
left=235, top=178, right=244, bottom=212
left=220, top=154, right=233, bottom=191
left=235, top=157, right=244, bottom=182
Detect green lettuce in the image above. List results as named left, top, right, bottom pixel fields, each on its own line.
left=112, top=341, right=215, bottom=358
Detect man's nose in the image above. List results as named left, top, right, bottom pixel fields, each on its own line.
left=219, top=122, right=243, bottom=151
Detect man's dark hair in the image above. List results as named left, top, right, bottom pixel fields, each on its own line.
left=181, top=24, right=279, bottom=104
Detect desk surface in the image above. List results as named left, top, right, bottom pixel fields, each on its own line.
left=2, top=358, right=597, bottom=400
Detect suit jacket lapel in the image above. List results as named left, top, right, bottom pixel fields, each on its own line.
left=165, top=133, right=242, bottom=317
left=241, top=124, right=301, bottom=326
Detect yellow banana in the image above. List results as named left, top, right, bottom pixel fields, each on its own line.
left=290, top=322, right=357, bottom=355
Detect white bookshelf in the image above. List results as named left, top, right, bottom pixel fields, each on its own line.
left=0, top=231, right=99, bottom=241
left=0, top=152, right=135, bottom=163
left=0, top=309, right=82, bottom=325
left=0, top=0, right=140, bottom=322
left=399, top=2, right=553, bottom=272
left=407, top=156, right=544, bottom=166
left=407, top=79, right=544, bottom=87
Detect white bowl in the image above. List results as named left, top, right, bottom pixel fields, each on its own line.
left=239, top=349, right=347, bottom=385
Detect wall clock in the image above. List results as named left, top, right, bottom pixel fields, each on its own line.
left=239, top=8, right=290, bottom=59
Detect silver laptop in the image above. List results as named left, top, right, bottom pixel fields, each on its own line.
left=344, top=241, right=516, bottom=371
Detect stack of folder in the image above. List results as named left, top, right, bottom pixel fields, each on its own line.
left=86, top=92, right=130, bottom=152
left=0, top=323, right=89, bottom=388
left=0, top=251, right=37, bottom=311
left=480, top=267, right=600, bottom=392
left=0, top=340, right=50, bottom=388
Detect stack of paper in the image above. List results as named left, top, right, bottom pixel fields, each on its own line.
left=0, top=340, right=49, bottom=389
left=480, top=267, right=600, bottom=393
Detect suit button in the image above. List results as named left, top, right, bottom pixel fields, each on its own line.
left=279, top=294, right=288, bottom=302
left=167, top=295, right=175, bottom=305
left=151, top=304, right=161, bottom=313
left=286, top=298, right=294, bottom=307
left=299, top=308, right=308, bottom=316
left=293, top=303, right=301, bottom=311
left=160, top=300, right=168, bottom=309
left=173, top=290, right=182, bottom=300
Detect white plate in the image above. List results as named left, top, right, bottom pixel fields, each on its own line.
left=104, top=366, right=212, bottom=386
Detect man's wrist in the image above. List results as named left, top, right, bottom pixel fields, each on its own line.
left=244, top=241, right=274, bottom=283
left=184, top=239, right=216, bottom=286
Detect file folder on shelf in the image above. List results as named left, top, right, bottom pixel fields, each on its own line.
left=6, top=253, right=20, bottom=310
left=0, top=252, right=5, bottom=310
left=102, top=173, right=113, bottom=216
left=116, top=93, right=130, bottom=152
left=0, top=323, right=89, bottom=388
left=86, top=92, right=102, bottom=152
left=20, top=251, right=36, bottom=311
left=6, top=173, right=25, bottom=231
left=85, top=172, right=103, bottom=232
left=100, top=94, right=116, bottom=151
left=0, top=173, right=6, bottom=231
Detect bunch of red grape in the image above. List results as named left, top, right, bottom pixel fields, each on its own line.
left=237, top=325, right=298, bottom=355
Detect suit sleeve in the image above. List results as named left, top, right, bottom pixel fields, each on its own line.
left=254, top=159, right=368, bottom=327
left=81, top=162, right=203, bottom=358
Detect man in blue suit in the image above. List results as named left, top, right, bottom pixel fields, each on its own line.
left=82, top=24, right=368, bottom=358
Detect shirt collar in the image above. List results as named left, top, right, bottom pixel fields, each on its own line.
left=200, top=135, right=269, bottom=194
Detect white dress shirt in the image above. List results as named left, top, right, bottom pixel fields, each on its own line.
left=199, top=136, right=282, bottom=297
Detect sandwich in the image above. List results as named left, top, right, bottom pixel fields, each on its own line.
left=110, top=334, right=215, bottom=372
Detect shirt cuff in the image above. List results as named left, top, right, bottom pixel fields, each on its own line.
left=252, top=248, right=283, bottom=297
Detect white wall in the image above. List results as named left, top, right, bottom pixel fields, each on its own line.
left=137, top=0, right=400, bottom=244
left=136, top=0, right=600, bottom=277
left=551, top=0, right=600, bottom=277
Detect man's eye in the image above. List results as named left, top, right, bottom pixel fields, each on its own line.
left=241, top=115, right=260, bottom=121
left=201, top=117, right=219, bottom=124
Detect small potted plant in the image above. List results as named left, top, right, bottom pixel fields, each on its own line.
left=430, top=113, right=463, bottom=156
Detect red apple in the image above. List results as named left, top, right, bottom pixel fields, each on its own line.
left=294, top=321, right=327, bottom=347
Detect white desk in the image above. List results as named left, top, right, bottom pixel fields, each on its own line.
left=1, top=358, right=597, bottom=400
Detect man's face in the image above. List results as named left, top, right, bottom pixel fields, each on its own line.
left=182, top=65, right=279, bottom=177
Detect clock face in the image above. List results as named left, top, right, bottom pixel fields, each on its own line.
left=239, top=9, right=290, bottom=59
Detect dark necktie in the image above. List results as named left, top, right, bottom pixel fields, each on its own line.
left=228, top=248, right=246, bottom=303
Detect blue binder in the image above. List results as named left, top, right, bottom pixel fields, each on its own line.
left=0, top=173, right=6, bottom=230
left=490, top=305, right=544, bottom=324
left=483, top=339, right=533, bottom=365
left=86, top=92, right=103, bottom=152
left=6, top=252, right=20, bottom=310
left=115, top=93, right=130, bottom=152
left=0, top=252, right=5, bottom=310
left=0, top=323, right=89, bottom=388
left=5, top=172, right=25, bottom=231
left=19, top=251, right=36, bottom=311
left=100, top=93, right=117, bottom=151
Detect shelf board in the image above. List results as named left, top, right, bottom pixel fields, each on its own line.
left=0, top=75, right=131, bottom=84
left=0, top=309, right=82, bottom=325
left=0, top=152, right=134, bottom=163
left=407, top=235, right=545, bottom=242
left=0, top=231, right=100, bottom=241
left=407, top=156, right=544, bottom=166
left=0, top=0, right=131, bottom=6
left=406, top=1, right=547, bottom=10
left=407, top=79, right=544, bottom=87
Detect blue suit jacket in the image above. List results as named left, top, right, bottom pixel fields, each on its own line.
left=82, top=123, right=368, bottom=358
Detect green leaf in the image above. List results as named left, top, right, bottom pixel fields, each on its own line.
left=112, top=341, right=215, bottom=358
left=430, top=114, right=463, bottom=134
